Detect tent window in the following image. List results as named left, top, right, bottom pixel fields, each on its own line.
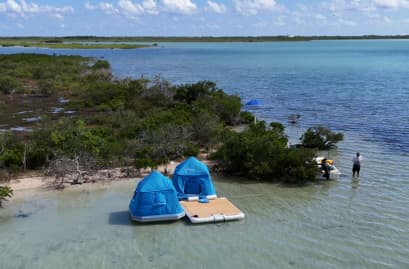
left=154, top=192, right=166, bottom=206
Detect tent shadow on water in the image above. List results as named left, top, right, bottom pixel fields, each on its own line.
left=108, top=210, right=133, bottom=226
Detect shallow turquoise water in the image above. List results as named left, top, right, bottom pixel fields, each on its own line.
left=1, top=40, right=409, bottom=268
left=1, top=133, right=408, bottom=269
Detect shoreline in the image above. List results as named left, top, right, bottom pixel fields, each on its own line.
left=0, top=43, right=151, bottom=49
left=3, top=35, right=409, bottom=44
left=2, top=157, right=216, bottom=197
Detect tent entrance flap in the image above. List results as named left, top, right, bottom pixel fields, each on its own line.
left=172, top=157, right=217, bottom=199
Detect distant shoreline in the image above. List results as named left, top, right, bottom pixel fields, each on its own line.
left=0, top=40, right=152, bottom=49
left=1, top=35, right=409, bottom=46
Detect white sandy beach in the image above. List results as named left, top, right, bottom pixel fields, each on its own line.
left=3, top=157, right=215, bottom=199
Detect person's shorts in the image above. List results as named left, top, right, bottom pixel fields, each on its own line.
left=353, top=164, right=360, bottom=172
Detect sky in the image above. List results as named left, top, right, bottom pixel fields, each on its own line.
left=1, top=0, right=409, bottom=36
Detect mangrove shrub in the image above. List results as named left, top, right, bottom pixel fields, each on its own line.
left=300, top=126, right=344, bottom=150
left=213, top=121, right=317, bottom=184
left=0, top=186, right=13, bottom=207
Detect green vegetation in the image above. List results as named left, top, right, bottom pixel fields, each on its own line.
left=300, top=126, right=344, bottom=150
left=0, top=186, right=13, bottom=206
left=0, top=54, right=241, bottom=184
left=213, top=122, right=317, bottom=184
left=0, top=54, right=104, bottom=96
left=0, top=38, right=151, bottom=49
left=0, top=53, right=343, bottom=187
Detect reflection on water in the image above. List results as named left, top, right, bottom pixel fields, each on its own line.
left=351, top=177, right=360, bottom=189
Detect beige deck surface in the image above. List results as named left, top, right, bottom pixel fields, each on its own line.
left=180, top=197, right=242, bottom=218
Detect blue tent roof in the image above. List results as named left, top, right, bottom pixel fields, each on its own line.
left=245, top=99, right=264, bottom=106
left=136, top=171, right=175, bottom=193
left=174, top=156, right=210, bottom=176
left=172, top=157, right=216, bottom=198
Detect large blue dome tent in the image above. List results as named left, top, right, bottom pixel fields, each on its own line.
left=129, top=171, right=185, bottom=222
left=172, top=157, right=217, bottom=200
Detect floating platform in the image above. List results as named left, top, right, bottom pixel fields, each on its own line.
left=180, top=197, right=245, bottom=224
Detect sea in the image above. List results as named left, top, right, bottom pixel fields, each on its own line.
left=0, top=40, right=408, bottom=268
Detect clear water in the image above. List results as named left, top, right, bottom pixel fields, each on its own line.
left=1, top=40, right=409, bottom=268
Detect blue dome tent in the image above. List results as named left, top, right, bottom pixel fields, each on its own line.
left=129, top=171, right=185, bottom=222
left=245, top=99, right=264, bottom=107
left=172, top=157, right=217, bottom=200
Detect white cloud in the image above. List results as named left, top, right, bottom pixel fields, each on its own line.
left=6, top=0, right=21, bottom=13
left=161, top=0, right=197, bottom=14
left=274, top=15, right=286, bottom=25
left=374, top=0, right=409, bottom=8
left=142, top=0, right=159, bottom=15
left=118, top=0, right=144, bottom=14
left=321, top=0, right=409, bottom=14
left=85, top=2, right=119, bottom=14
left=338, top=17, right=356, bottom=26
left=0, top=0, right=74, bottom=18
left=383, top=15, right=391, bottom=22
left=320, top=0, right=378, bottom=14
left=207, top=1, right=226, bottom=13
left=234, top=0, right=277, bottom=15
left=54, top=13, right=63, bottom=20
left=55, top=6, right=74, bottom=13
left=16, top=22, right=23, bottom=28
left=315, top=13, right=326, bottom=20
left=142, top=0, right=156, bottom=9
left=87, top=0, right=196, bottom=16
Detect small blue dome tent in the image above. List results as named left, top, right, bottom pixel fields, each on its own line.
left=129, top=171, right=185, bottom=222
left=172, top=157, right=217, bottom=200
left=245, top=99, right=263, bottom=107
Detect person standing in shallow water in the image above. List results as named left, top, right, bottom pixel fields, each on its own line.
left=352, top=152, right=362, bottom=177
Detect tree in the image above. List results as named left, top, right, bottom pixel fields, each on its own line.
left=134, top=123, right=194, bottom=170
left=300, top=126, right=344, bottom=150
left=0, top=76, right=20, bottom=94
left=48, top=119, right=108, bottom=185
left=0, top=133, right=24, bottom=180
left=174, top=81, right=216, bottom=105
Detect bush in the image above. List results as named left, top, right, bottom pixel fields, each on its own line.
left=300, top=126, right=344, bottom=150
left=0, top=133, right=24, bottom=171
left=92, top=60, right=110, bottom=69
left=213, top=121, right=317, bottom=183
left=240, top=111, right=254, bottom=124
left=0, top=186, right=13, bottom=207
left=0, top=76, right=20, bottom=94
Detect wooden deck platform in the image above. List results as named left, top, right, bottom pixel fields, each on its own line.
left=180, top=197, right=245, bottom=223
